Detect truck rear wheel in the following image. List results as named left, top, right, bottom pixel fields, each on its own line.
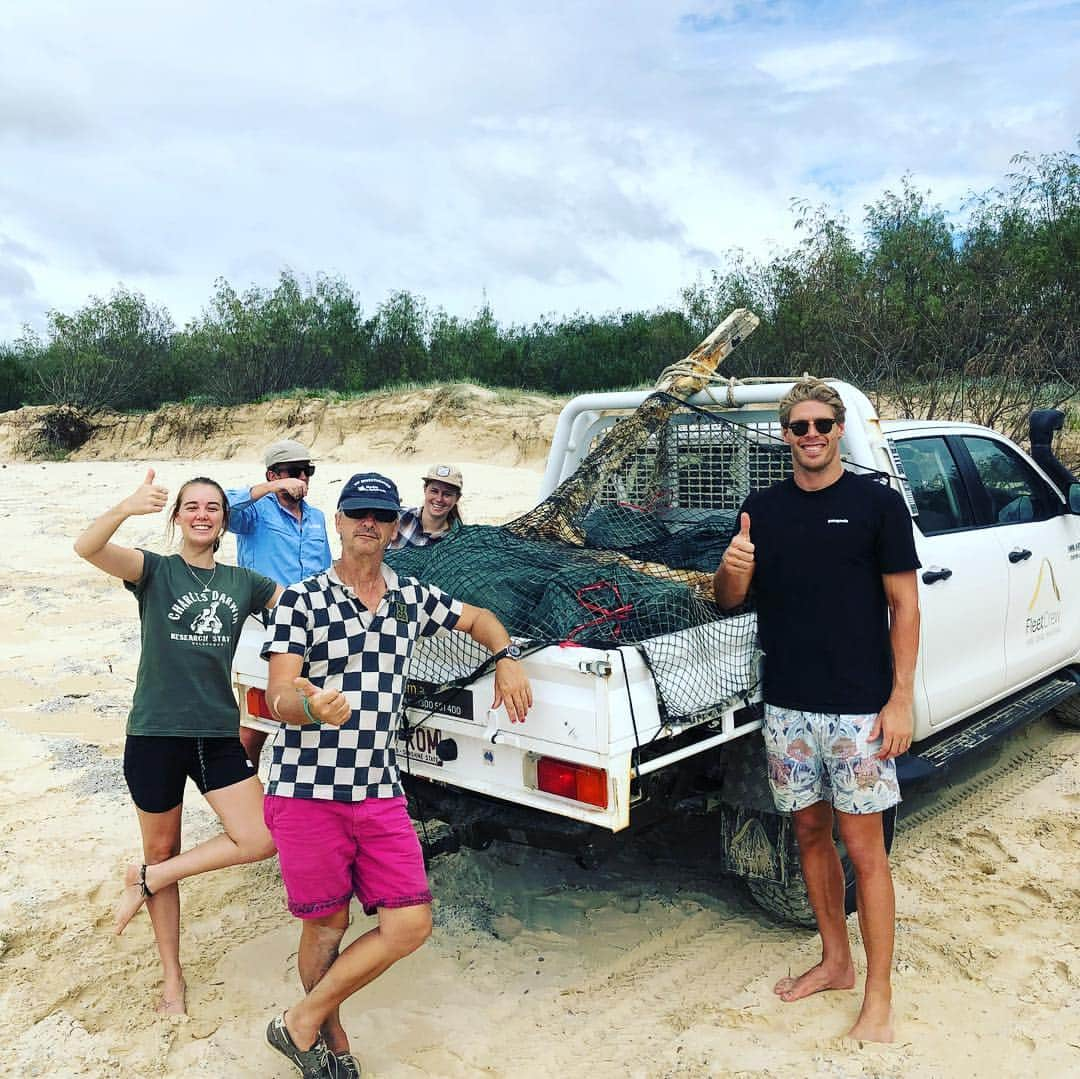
left=746, top=806, right=896, bottom=928
left=1052, top=696, right=1080, bottom=728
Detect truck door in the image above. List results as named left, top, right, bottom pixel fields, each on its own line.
left=956, top=435, right=1080, bottom=691
left=893, top=437, right=1009, bottom=731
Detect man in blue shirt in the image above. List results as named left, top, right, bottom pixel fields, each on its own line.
left=227, top=439, right=332, bottom=587
left=227, top=438, right=332, bottom=766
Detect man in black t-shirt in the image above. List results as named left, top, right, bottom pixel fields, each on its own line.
left=714, top=377, right=920, bottom=1044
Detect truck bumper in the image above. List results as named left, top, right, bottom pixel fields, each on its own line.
left=404, top=773, right=619, bottom=865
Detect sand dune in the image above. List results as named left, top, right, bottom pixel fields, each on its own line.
left=1, top=394, right=1078, bottom=1077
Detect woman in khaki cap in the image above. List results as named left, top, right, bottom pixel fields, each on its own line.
left=389, top=464, right=464, bottom=548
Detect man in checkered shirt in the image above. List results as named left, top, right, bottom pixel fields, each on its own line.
left=261, top=471, right=531, bottom=1079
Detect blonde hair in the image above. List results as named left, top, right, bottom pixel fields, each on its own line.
left=779, top=377, right=846, bottom=426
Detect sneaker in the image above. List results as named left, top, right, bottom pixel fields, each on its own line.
left=266, top=1014, right=340, bottom=1078
left=335, top=1052, right=362, bottom=1078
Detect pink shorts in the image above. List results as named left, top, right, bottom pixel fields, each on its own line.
left=263, top=794, right=432, bottom=919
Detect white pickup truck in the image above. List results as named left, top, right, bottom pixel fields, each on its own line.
left=233, top=378, right=1080, bottom=924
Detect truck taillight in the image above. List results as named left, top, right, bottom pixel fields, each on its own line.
left=246, top=687, right=273, bottom=721
left=536, top=757, right=609, bottom=809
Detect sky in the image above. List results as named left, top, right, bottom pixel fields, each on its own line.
left=0, top=0, right=1077, bottom=341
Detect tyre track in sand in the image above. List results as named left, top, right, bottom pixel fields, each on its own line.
left=446, top=715, right=1080, bottom=1078
left=457, top=905, right=784, bottom=1077
left=895, top=714, right=1076, bottom=838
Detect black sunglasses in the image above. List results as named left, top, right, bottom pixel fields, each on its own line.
left=784, top=418, right=837, bottom=436
left=274, top=463, right=315, bottom=478
left=342, top=507, right=398, bottom=523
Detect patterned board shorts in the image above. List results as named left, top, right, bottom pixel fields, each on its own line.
left=762, top=705, right=901, bottom=815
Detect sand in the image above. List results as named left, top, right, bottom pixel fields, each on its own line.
left=1, top=393, right=1078, bottom=1078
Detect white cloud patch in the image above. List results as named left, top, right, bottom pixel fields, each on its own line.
left=756, top=37, right=921, bottom=93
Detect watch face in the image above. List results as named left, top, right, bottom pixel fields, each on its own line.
left=504, top=644, right=522, bottom=659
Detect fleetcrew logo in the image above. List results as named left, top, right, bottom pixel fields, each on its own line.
left=1025, top=558, right=1062, bottom=642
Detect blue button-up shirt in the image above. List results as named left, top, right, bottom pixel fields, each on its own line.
left=225, top=487, right=332, bottom=587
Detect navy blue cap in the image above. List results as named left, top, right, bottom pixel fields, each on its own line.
left=337, top=472, right=401, bottom=514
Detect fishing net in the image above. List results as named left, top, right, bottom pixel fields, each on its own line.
left=389, top=390, right=795, bottom=724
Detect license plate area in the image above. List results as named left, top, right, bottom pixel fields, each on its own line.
left=400, top=725, right=444, bottom=767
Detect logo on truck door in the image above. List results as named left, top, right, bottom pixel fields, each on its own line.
left=1026, top=558, right=1062, bottom=641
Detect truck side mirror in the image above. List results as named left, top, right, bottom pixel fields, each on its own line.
left=1070, top=483, right=1080, bottom=514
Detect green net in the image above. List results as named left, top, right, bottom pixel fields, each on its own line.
left=389, top=391, right=795, bottom=724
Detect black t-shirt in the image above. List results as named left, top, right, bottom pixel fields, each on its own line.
left=739, top=470, right=920, bottom=714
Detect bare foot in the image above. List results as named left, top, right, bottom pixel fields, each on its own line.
left=774, top=960, right=855, bottom=1002
left=114, top=863, right=148, bottom=935
left=846, top=999, right=894, bottom=1043
left=156, top=978, right=187, bottom=1017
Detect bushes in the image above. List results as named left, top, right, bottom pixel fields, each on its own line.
left=2, top=140, right=1077, bottom=416
left=0, top=350, right=29, bottom=412
left=190, top=272, right=362, bottom=404
left=26, top=288, right=176, bottom=412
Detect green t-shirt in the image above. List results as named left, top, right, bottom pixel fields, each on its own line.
left=125, top=550, right=276, bottom=738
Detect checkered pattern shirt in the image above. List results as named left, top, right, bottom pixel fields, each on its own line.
left=261, top=563, right=462, bottom=801
left=387, top=507, right=459, bottom=549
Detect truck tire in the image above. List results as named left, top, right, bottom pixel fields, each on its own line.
left=746, top=806, right=896, bottom=928
left=746, top=873, right=820, bottom=928
left=1052, top=696, right=1080, bottom=728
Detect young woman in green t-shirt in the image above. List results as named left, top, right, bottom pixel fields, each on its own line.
left=75, top=471, right=281, bottom=1016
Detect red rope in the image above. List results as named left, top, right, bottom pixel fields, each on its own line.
left=565, top=581, right=634, bottom=641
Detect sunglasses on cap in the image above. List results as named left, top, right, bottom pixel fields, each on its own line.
left=783, top=418, right=837, bottom=436
left=341, top=507, right=398, bottom=523
left=273, top=463, right=315, bottom=478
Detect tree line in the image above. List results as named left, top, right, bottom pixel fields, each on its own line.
left=1, top=143, right=1076, bottom=444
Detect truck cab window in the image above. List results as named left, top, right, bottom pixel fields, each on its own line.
left=960, top=436, right=1059, bottom=525
left=894, top=437, right=974, bottom=535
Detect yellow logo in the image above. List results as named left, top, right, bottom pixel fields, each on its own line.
left=1028, top=558, right=1061, bottom=611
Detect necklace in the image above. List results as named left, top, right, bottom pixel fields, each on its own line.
left=182, top=558, right=218, bottom=593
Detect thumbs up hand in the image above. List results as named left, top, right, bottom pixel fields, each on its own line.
left=722, top=511, right=755, bottom=577
left=294, top=676, right=351, bottom=727
left=121, top=467, right=169, bottom=517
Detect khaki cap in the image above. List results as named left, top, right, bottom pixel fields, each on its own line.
left=423, top=464, right=463, bottom=490
left=264, top=439, right=314, bottom=469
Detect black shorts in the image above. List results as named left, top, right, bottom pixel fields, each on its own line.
left=123, top=735, right=256, bottom=813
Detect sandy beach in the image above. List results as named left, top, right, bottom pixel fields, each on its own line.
left=1, top=395, right=1078, bottom=1078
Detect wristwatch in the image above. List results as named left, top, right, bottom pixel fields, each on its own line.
left=492, top=644, right=523, bottom=662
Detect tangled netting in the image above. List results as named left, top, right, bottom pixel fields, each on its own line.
left=389, top=392, right=794, bottom=723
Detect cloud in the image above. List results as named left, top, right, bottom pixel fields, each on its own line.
left=0, top=258, right=35, bottom=300
left=0, top=234, right=43, bottom=264
left=0, top=0, right=1076, bottom=340
left=1004, top=0, right=1080, bottom=14
left=755, top=37, right=922, bottom=92
left=0, top=81, right=89, bottom=143
left=0, top=245, right=44, bottom=342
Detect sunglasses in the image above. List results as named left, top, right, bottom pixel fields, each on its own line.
left=784, top=418, right=837, bottom=436
left=342, top=507, right=398, bottom=523
left=274, top=463, right=315, bottom=478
